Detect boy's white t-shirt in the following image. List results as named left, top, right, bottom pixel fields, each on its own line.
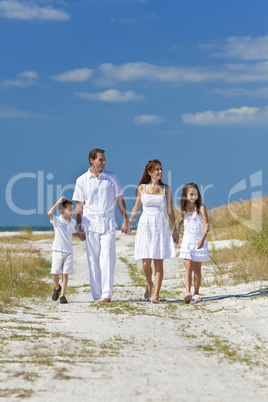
left=50, top=215, right=76, bottom=254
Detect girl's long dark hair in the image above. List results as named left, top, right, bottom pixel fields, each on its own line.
left=180, top=183, right=202, bottom=215
left=135, top=159, right=165, bottom=195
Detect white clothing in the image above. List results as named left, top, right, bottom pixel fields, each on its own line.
left=51, top=251, right=75, bottom=275
left=72, top=169, right=122, bottom=233
left=135, top=186, right=176, bottom=260
left=50, top=215, right=76, bottom=254
left=72, top=168, right=122, bottom=300
left=179, top=210, right=210, bottom=262
left=85, top=229, right=116, bottom=300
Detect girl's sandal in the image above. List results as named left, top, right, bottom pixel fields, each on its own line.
left=184, top=293, right=192, bottom=303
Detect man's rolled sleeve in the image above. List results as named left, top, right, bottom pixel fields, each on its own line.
left=72, top=180, right=85, bottom=202
left=112, top=174, right=123, bottom=198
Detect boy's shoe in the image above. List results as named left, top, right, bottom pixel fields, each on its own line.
left=52, top=285, right=61, bottom=301
left=184, top=293, right=192, bottom=304
left=60, top=296, right=68, bottom=304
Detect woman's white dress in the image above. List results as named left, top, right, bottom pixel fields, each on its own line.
left=134, top=186, right=176, bottom=260
left=179, top=210, right=210, bottom=262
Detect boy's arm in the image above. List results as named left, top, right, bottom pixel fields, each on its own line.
left=48, top=196, right=66, bottom=220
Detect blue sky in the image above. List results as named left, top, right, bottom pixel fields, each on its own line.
left=1, top=0, right=267, bottom=227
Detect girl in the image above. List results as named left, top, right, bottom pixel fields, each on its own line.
left=177, top=183, right=210, bottom=303
left=129, top=159, right=178, bottom=303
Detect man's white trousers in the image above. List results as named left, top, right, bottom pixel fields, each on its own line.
left=85, top=229, right=116, bottom=300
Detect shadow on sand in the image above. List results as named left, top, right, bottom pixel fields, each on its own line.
left=68, top=289, right=268, bottom=304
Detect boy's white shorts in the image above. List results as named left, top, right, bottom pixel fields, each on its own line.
left=51, top=251, right=75, bottom=275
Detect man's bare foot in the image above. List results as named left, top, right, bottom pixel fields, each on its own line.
left=151, top=298, right=159, bottom=304
left=101, top=297, right=111, bottom=302
left=94, top=298, right=102, bottom=303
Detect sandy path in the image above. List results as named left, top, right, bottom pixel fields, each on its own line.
left=0, top=233, right=267, bottom=401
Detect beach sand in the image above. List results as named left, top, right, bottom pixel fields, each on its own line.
left=0, top=232, right=267, bottom=401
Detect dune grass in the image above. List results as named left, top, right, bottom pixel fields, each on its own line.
left=0, top=229, right=54, bottom=245
left=207, top=197, right=268, bottom=282
left=0, top=245, right=51, bottom=313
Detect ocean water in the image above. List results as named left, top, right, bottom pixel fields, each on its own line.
left=0, top=226, right=53, bottom=232
left=0, top=226, right=135, bottom=232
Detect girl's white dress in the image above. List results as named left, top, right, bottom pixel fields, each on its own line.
left=179, top=210, right=210, bottom=262
left=135, top=185, right=176, bottom=260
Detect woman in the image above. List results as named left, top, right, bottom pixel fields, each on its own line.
left=129, top=159, right=178, bottom=303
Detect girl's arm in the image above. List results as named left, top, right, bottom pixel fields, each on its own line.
left=128, top=185, right=143, bottom=227
left=166, top=185, right=179, bottom=243
left=197, top=205, right=209, bottom=249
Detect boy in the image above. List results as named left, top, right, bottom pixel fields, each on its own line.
left=48, top=197, right=79, bottom=304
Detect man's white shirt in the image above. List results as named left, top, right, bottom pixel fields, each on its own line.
left=72, top=169, right=123, bottom=233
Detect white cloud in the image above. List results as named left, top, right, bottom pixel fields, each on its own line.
left=52, top=68, right=93, bottom=82
left=224, top=61, right=268, bottom=82
left=182, top=106, right=268, bottom=126
left=0, top=0, right=70, bottom=21
left=133, top=114, right=166, bottom=125
left=96, top=61, right=268, bottom=85
left=17, top=71, right=38, bottom=79
left=98, top=62, right=223, bottom=84
left=213, top=35, right=268, bottom=60
left=211, top=87, right=268, bottom=97
left=0, top=104, right=46, bottom=119
left=2, top=70, right=39, bottom=87
left=75, top=89, right=144, bottom=102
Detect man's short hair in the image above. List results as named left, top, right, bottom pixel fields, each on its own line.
left=88, top=148, right=105, bottom=164
left=58, top=200, right=73, bottom=213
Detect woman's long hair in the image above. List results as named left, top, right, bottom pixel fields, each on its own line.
left=135, top=159, right=165, bottom=195
left=180, top=183, right=202, bottom=215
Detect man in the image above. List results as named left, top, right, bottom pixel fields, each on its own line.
left=73, top=148, right=130, bottom=302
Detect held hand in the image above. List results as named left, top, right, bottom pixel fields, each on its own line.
left=77, top=225, right=86, bottom=241
left=172, top=231, right=179, bottom=244
left=121, top=219, right=131, bottom=234
left=127, top=221, right=132, bottom=234
left=78, top=231, right=86, bottom=241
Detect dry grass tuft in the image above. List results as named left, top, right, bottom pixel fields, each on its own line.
left=0, top=230, right=54, bottom=245
left=0, top=246, right=51, bottom=313
left=208, top=196, right=268, bottom=283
